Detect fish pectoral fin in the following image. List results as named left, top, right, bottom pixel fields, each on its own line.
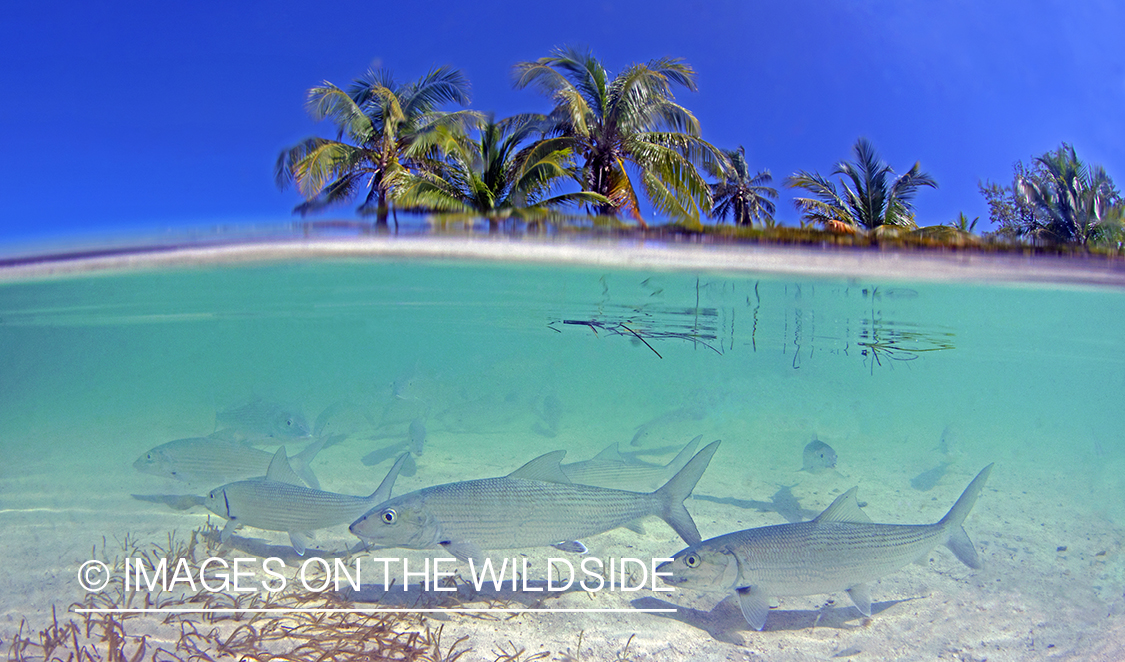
left=441, top=540, right=486, bottom=565
left=621, top=520, right=647, bottom=535
left=219, top=519, right=239, bottom=543
left=736, top=586, right=771, bottom=631
left=551, top=540, right=588, bottom=554
left=846, top=583, right=872, bottom=617
left=289, top=531, right=313, bottom=556
left=813, top=487, right=872, bottom=524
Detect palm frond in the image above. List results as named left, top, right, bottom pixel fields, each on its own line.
left=394, top=171, right=474, bottom=213
left=279, top=65, right=474, bottom=224
left=630, top=137, right=713, bottom=205
left=532, top=190, right=612, bottom=209
left=275, top=136, right=330, bottom=190
left=606, top=63, right=681, bottom=134
left=643, top=56, right=698, bottom=92
left=538, top=45, right=608, bottom=117
left=305, top=83, right=376, bottom=145
left=787, top=171, right=855, bottom=228
left=397, top=65, right=472, bottom=119
left=889, top=162, right=939, bottom=205
left=289, top=141, right=370, bottom=199
left=513, top=47, right=717, bottom=226
left=292, top=170, right=368, bottom=216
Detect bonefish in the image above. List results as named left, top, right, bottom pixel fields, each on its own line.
left=659, top=464, right=993, bottom=630
left=204, top=448, right=409, bottom=555
left=350, top=441, right=721, bottom=564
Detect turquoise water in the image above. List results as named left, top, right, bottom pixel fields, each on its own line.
left=2, top=248, right=1124, bottom=659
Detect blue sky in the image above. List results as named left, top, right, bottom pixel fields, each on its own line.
left=2, top=0, right=1122, bottom=243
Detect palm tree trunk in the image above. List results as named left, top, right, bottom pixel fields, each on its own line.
left=375, top=190, right=389, bottom=227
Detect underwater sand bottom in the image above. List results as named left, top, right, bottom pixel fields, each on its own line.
left=3, top=420, right=1125, bottom=661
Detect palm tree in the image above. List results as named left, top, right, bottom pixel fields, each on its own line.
left=786, top=138, right=937, bottom=232
left=275, top=66, right=478, bottom=227
left=393, top=114, right=609, bottom=226
left=708, top=146, right=777, bottom=227
left=1016, top=144, right=1122, bottom=247
left=947, top=212, right=979, bottom=233
left=513, top=46, right=726, bottom=227
left=913, top=211, right=980, bottom=245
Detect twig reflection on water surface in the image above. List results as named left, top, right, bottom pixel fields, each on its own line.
left=551, top=315, right=723, bottom=358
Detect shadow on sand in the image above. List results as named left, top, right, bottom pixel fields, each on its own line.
left=631, top=594, right=917, bottom=643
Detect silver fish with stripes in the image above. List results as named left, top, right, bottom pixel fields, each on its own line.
left=659, top=464, right=993, bottom=630
left=204, top=448, right=409, bottom=555
left=134, top=435, right=326, bottom=488
left=350, top=440, right=721, bottom=564
left=561, top=435, right=701, bottom=491
left=215, top=398, right=311, bottom=442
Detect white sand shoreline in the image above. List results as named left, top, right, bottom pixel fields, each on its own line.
left=3, top=234, right=1125, bottom=290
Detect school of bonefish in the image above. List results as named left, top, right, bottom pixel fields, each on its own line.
left=131, top=414, right=993, bottom=631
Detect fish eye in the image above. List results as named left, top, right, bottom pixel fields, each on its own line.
left=684, top=553, right=701, bottom=568
left=381, top=508, right=397, bottom=524
left=286, top=418, right=293, bottom=427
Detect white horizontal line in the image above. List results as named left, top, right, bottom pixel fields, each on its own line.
left=73, top=607, right=676, bottom=614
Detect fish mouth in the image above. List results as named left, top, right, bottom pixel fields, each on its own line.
left=655, top=560, right=681, bottom=584
left=349, top=517, right=380, bottom=541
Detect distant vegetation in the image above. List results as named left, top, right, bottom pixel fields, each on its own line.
left=979, top=143, right=1123, bottom=249
left=276, top=49, right=1124, bottom=253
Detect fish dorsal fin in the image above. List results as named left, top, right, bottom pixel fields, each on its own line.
left=814, top=487, right=872, bottom=523
left=592, top=443, right=623, bottom=462
left=508, top=450, right=571, bottom=483
left=265, top=447, right=304, bottom=486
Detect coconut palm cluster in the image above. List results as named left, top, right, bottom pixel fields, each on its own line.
left=277, top=46, right=1122, bottom=249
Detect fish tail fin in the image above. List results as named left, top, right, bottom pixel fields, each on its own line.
left=663, top=435, right=703, bottom=472
left=291, top=436, right=328, bottom=489
left=367, top=452, right=411, bottom=504
left=937, top=463, right=993, bottom=569
left=654, top=440, right=720, bottom=546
